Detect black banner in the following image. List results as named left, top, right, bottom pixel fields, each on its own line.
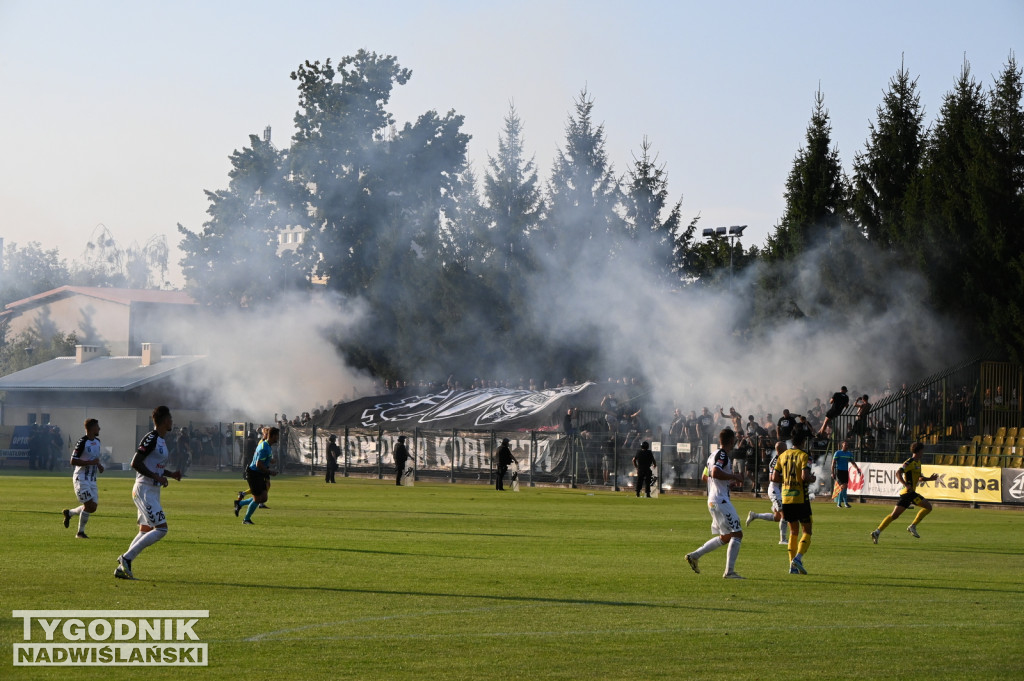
left=1001, top=467, right=1024, bottom=504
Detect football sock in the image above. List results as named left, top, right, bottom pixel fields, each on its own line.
left=243, top=499, right=258, bottom=522
left=78, top=512, right=90, bottom=533
left=725, top=537, right=741, bottom=573
left=779, top=519, right=789, bottom=541
left=124, top=528, right=167, bottom=560
left=878, top=514, right=895, bottom=531
left=912, top=507, right=931, bottom=525
left=787, top=532, right=798, bottom=561
left=68, top=505, right=84, bottom=516
left=797, top=533, right=811, bottom=556
left=125, top=530, right=147, bottom=555
left=691, top=536, right=726, bottom=559
left=752, top=512, right=774, bottom=521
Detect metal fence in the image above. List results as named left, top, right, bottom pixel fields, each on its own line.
left=829, top=358, right=1024, bottom=466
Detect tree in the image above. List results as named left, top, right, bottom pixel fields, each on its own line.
left=766, top=88, right=851, bottom=260
left=904, top=60, right=994, bottom=321
left=622, top=136, right=684, bottom=285
left=0, top=330, right=78, bottom=377
left=178, top=132, right=306, bottom=307
left=851, top=58, right=927, bottom=250
left=288, top=52, right=411, bottom=297
left=0, top=242, right=70, bottom=308
left=985, top=54, right=1024, bottom=359
left=543, top=88, right=625, bottom=260
left=74, top=225, right=171, bottom=289
left=483, top=104, right=544, bottom=275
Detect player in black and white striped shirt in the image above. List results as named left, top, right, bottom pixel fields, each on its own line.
left=62, top=419, right=105, bottom=539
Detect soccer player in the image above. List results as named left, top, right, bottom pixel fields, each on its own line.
left=235, top=426, right=279, bottom=524
left=685, top=428, right=745, bottom=579
left=746, top=441, right=789, bottom=545
left=871, top=442, right=938, bottom=543
left=63, top=419, right=105, bottom=539
left=831, top=440, right=862, bottom=508
left=114, top=406, right=182, bottom=580
left=772, top=429, right=815, bottom=575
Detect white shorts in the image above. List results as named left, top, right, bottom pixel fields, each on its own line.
left=132, top=482, right=166, bottom=527
left=708, top=497, right=742, bottom=535
left=73, top=479, right=98, bottom=505
left=768, top=483, right=783, bottom=513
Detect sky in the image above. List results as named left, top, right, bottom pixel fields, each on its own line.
left=0, top=1, right=1021, bottom=288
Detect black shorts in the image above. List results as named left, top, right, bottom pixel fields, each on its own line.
left=835, top=470, right=850, bottom=485
left=782, top=502, right=812, bottom=524
left=245, top=468, right=269, bottom=496
left=826, top=407, right=841, bottom=419
left=896, top=491, right=924, bottom=508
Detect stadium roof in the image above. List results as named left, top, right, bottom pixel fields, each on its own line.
left=0, top=354, right=205, bottom=392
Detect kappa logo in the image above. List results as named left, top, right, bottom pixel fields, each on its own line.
left=1008, top=471, right=1024, bottom=501
left=923, top=473, right=999, bottom=494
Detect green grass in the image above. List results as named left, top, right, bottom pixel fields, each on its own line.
left=1, top=471, right=1023, bottom=680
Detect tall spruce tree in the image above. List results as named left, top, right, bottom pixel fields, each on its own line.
left=622, top=136, right=684, bottom=285
left=483, top=104, right=543, bottom=275
left=851, top=59, right=926, bottom=250
left=983, top=55, right=1024, bottom=358
left=766, top=88, right=851, bottom=260
left=904, top=60, right=994, bottom=331
left=543, top=88, right=625, bottom=261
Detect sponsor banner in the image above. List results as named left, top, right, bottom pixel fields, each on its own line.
left=848, top=462, right=1003, bottom=503
left=917, top=465, right=1001, bottom=503
left=1002, top=468, right=1024, bottom=504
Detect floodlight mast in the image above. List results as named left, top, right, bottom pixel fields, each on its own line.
left=702, top=225, right=748, bottom=290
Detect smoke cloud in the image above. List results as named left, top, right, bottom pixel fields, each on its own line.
left=170, top=291, right=374, bottom=420
left=525, top=224, right=964, bottom=420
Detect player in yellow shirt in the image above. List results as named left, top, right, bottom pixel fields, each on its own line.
left=772, top=430, right=815, bottom=575
left=871, top=442, right=938, bottom=543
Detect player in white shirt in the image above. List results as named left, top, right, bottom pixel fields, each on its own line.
left=684, top=428, right=746, bottom=579
left=745, top=441, right=790, bottom=545
left=62, top=419, right=105, bottom=539
left=114, top=406, right=182, bottom=580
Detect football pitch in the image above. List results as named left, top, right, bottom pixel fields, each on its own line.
left=2, top=471, right=1022, bottom=681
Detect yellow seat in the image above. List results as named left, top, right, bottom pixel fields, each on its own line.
left=993, top=436, right=1005, bottom=447
left=955, top=445, right=969, bottom=466
left=996, top=426, right=1007, bottom=440
left=1006, top=427, right=1018, bottom=440
left=1010, top=455, right=1023, bottom=468
left=971, top=435, right=982, bottom=454
left=962, top=455, right=976, bottom=466
left=982, top=435, right=994, bottom=446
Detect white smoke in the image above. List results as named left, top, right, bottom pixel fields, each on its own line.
left=526, top=226, right=964, bottom=420
left=171, top=290, right=374, bottom=420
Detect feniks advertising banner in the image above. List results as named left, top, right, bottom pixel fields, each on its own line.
left=848, top=462, right=1003, bottom=503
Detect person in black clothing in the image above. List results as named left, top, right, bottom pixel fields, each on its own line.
left=325, top=434, right=340, bottom=483
left=495, top=438, right=517, bottom=490
left=632, top=441, right=656, bottom=498
left=393, top=435, right=410, bottom=486
left=776, top=409, right=798, bottom=447
left=696, top=407, right=716, bottom=460
left=818, top=386, right=849, bottom=436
